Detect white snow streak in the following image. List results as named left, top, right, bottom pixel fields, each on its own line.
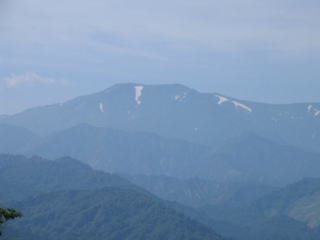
left=99, top=103, right=104, bottom=113
left=307, top=105, right=320, bottom=117
left=232, top=101, right=253, bottom=113
left=135, top=86, right=144, bottom=105
left=215, top=95, right=229, bottom=104
left=175, top=92, right=188, bottom=102
left=215, top=95, right=252, bottom=113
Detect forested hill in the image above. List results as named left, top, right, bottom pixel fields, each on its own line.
left=5, top=188, right=226, bottom=240
left=0, top=154, right=132, bottom=203
left=0, top=154, right=228, bottom=240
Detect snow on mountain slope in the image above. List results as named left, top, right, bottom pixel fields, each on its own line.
left=1, top=83, right=320, bottom=153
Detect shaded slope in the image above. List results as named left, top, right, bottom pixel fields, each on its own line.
left=0, top=124, right=40, bottom=154
left=29, top=124, right=208, bottom=177
left=0, top=154, right=132, bottom=203
left=251, top=178, right=320, bottom=228
left=26, top=126, right=320, bottom=185
left=126, top=174, right=275, bottom=208
left=202, top=133, right=320, bottom=185
left=9, top=187, right=226, bottom=240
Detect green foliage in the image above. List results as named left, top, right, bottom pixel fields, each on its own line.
left=0, top=208, right=22, bottom=224
left=0, top=208, right=22, bottom=236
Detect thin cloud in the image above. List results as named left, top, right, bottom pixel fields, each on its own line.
left=2, top=0, right=320, bottom=57
left=2, top=72, right=67, bottom=88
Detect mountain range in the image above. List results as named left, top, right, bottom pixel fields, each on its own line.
left=0, top=155, right=225, bottom=240
left=3, top=154, right=320, bottom=240
left=1, top=83, right=320, bottom=153
left=2, top=83, right=320, bottom=240
left=1, top=122, right=320, bottom=185
left=195, top=178, right=320, bottom=240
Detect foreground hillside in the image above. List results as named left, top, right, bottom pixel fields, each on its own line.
left=2, top=156, right=320, bottom=240
left=0, top=154, right=132, bottom=203
left=0, top=154, right=227, bottom=240
left=6, top=188, right=224, bottom=240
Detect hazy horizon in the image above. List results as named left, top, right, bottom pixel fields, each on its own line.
left=1, top=81, right=320, bottom=115
left=2, top=2, right=320, bottom=239
left=1, top=0, right=320, bottom=114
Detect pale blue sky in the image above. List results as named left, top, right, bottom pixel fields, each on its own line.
left=0, top=0, right=320, bottom=114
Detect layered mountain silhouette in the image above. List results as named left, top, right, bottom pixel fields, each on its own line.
left=28, top=124, right=207, bottom=177
left=0, top=154, right=132, bottom=203
left=1, top=83, right=320, bottom=153
left=194, top=178, right=320, bottom=240
left=2, top=83, right=320, bottom=239
left=0, top=155, right=225, bottom=240
left=8, top=188, right=225, bottom=240
left=1, top=122, right=320, bottom=185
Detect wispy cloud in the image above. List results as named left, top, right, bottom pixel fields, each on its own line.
left=2, top=0, right=320, bottom=58
left=0, top=0, right=320, bottom=110
left=1, top=72, right=67, bottom=88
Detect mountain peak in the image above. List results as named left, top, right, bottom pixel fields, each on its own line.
left=104, top=82, right=194, bottom=93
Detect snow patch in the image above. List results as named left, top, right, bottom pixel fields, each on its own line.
left=232, top=101, right=252, bottom=113
left=99, top=103, right=104, bottom=113
left=175, top=92, right=188, bottom=102
left=215, top=95, right=252, bottom=113
left=215, top=95, right=229, bottom=105
left=307, top=105, right=320, bottom=117
left=134, top=86, right=144, bottom=105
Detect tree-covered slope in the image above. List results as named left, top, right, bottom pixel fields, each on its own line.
left=203, top=133, right=320, bottom=185
left=25, top=125, right=320, bottom=185
left=8, top=187, right=225, bottom=240
left=193, top=178, right=320, bottom=240
left=126, top=174, right=275, bottom=208
left=0, top=124, right=40, bottom=154
left=0, top=154, right=132, bottom=203
left=251, top=178, right=320, bottom=228
left=28, top=124, right=208, bottom=177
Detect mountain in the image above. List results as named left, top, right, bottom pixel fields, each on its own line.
left=28, top=124, right=207, bottom=177
left=126, top=174, right=276, bottom=208
left=0, top=124, right=40, bottom=154
left=2, top=83, right=320, bottom=153
left=0, top=154, right=132, bottom=203
left=5, top=187, right=226, bottom=240
left=13, top=125, right=320, bottom=185
left=0, top=154, right=230, bottom=240
left=251, top=177, right=320, bottom=228
left=193, top=178, right=320, bottom=240
left=1, top=123, right=319, bottom=185
left=201, top=133, right=320, bottom=185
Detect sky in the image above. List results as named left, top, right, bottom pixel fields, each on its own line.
left=0, top=0, right=320, bottom=114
